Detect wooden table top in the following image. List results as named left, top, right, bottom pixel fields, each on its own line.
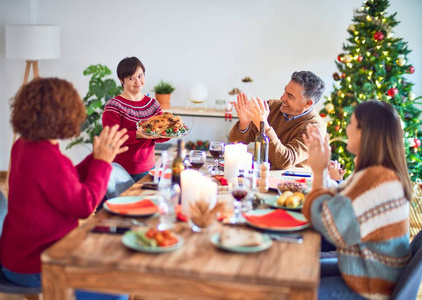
left=41, top=173, right=321, bottom=299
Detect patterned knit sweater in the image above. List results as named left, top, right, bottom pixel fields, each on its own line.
left=229, top=100, right=326, bottom=170
left=303, top=166, right=410, bottom=300
left=102, top=95, right=168, bottom=174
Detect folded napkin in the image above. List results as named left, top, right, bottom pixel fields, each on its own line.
left=105, top=199, right=158, bottom=215
left=176, top=204, right=187, bottom=222
left=150, top=170, right=172, bottom=179
left=243, top=209, right=308, bottom=228
left=214, top=175, right=228, bottom=186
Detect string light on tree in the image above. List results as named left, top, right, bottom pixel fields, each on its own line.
left=320, top=0, right=421, bottom=182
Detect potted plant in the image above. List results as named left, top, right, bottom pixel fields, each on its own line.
left=66, top=64, right=123, bottom=149
left=153, top=80, right=175, bottom=109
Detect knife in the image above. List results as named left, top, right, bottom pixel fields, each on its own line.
left=266, top=233, right=303, bottom=244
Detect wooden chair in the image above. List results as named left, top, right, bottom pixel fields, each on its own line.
left=0, top=191, right=41, bottom=300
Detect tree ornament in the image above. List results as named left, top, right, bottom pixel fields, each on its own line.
left=385, top=65, right=392, bottom=72
left=406, top=66, right=415, bottom=74
left=325, top=103, right=335, bottom=114
left=320, top=113, right=327, bottom=118
left=348, top=24, right=356, bottom=31
left=357, top=56, right=363, bottom=62
left=342, top=54, right=352, bottom=63
left=341, top=73, right=346, bottom=78
left=408, top=92, right=416, bottom=101
left=397, top=56, right=406, bottom=67
left=415, top=138, right=421, bottom=148
left=374, top=31, right=385, bottom=41
left=388, top=88, right=399, bottom=97
left=334, top=125, right=341, bottom=131
left=333, top=72, right=340, bottom=81
left=337, top=54, right=344, bottom=62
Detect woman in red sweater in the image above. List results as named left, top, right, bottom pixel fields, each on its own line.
left=102, top=57, right=169, bottom=182
left=0, top=78, right=129, bottom=300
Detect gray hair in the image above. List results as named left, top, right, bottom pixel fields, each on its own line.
left=291, top=71, right=325, bottom=104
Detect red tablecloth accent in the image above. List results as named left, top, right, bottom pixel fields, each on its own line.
left=214, top=175, right=228, bottom=186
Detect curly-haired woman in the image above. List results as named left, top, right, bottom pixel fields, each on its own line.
left=303, top=101, right=412, bottom=299
left=102, top=56, right=169, bottom=182
left=0, top=78, right=129, bottom=300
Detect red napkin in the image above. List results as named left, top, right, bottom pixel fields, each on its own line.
left=105, top=199, right=158, bottom=215
left=150, top=170, right=172, bottom=179
left=214, top=175, right=228, bottom=186
left=243, top=209, right=308, bottom=228
left=176, top=204, right=187, bottom=222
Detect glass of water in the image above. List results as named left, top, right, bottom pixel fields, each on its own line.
left=157, top=183, right=180, bottom=230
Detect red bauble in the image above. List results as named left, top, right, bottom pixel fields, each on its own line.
left=341, top=73, right=346, bottom=78
left=374, top=31, right=385, bottom=41
left=337, top=54, right=344, bottom=62
left=415, top=138, right=421, bottom=148
left=357, top=56, right=363, bottom=62
left=320, top=113, right=327, bottom=118
left=334, top=125, right=340, bottom=131
left=388, top=88, right=399, bottom=97
left=406, top=66, right=415, bottom=74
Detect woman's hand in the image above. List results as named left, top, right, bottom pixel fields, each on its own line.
left=303, top=125, right=330, bottom=189
left=233, top=93, right=252, bottom=130
left=245, top=97, right=270, bottom=130
left=93, top=125, right=129, bottom=163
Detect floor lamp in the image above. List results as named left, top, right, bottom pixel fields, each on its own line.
left=5, top=25, right=60, bottom=191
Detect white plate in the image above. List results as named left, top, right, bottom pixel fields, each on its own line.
left=122, top=231, right=184, bottom=253
left=243, top=209, right=309, bottom=232
left=210, top=233, right=272, bottom=253
left=103, top=195, right=159, bottom=217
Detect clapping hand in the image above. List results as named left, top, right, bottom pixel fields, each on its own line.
left=93, top=125, right=129, bottom=163
left=246, top=96, right=270, bottom=130
left=303, top=125, right=330, bottom=189
left=328, top=160, right=346, bottom=181
left=233, top=93, right=252, bottom=130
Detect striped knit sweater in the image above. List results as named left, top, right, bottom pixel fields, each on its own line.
left=102, top=95, right=168, bottom=174
left=303, top=166, right=410, bottom=300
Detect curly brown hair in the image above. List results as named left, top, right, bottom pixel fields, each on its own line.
left=11, top=77, right=86, bottom=141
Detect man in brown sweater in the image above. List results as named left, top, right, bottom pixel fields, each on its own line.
left=229, top=71, right=326, bottom=170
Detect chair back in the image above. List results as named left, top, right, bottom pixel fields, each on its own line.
left=390, top=230, right=422, bottom=299
left=0, top=190, right=41, bottom=297
left=106, top=163, right=135, bottom=199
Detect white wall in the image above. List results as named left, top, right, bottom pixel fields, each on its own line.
left=1, top=0, right=421, bottom=169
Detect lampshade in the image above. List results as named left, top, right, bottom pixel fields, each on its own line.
left=6, top=24, right=60, bottom=60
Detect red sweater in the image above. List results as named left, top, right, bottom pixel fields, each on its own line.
left=0, top=139, right=111, bottom=273
left=102, top=95, right=168, bottom=174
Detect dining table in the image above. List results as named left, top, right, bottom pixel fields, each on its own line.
left=41, top=170, right=321, bottom=300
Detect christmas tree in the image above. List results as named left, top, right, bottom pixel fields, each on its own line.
left=320, top=0, right=422, bottom=182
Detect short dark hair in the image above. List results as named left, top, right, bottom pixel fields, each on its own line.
left=291, top=71, right=325, bottom=104
left=11, top=77, right=86, bottom=141
left=116, top=57, right=145, bottom=83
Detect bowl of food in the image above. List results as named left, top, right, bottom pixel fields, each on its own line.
left=277, top=181, right=306, bottom=194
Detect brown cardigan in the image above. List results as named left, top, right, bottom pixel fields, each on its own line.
left=229, top=99, right=326, bottom=170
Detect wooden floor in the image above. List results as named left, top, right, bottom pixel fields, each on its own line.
left=0, top=173, right=421, bottom=300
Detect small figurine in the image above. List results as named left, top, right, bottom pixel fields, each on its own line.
left=225, top=102, right=233, bottom=122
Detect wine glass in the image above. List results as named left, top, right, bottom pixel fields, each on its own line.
left=228, top=174, right=250, bottom=224
left=189, top=150, right=206, bottom=171
left=157, top=182, right=181, bottom=231
left=208, top=142, right=225, bottom=175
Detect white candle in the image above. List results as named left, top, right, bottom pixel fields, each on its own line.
left=224, top=143, right=247, bottom=182
left=180, top=169, right=202, bottom=216
left=198, top=177, right=217, bottom=208
left=241, top=152, right=253, bottom=173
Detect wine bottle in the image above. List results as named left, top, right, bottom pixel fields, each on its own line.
left=254, top=121, right=269, bottom=166
left=171, top=139, right=185, bottom=197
